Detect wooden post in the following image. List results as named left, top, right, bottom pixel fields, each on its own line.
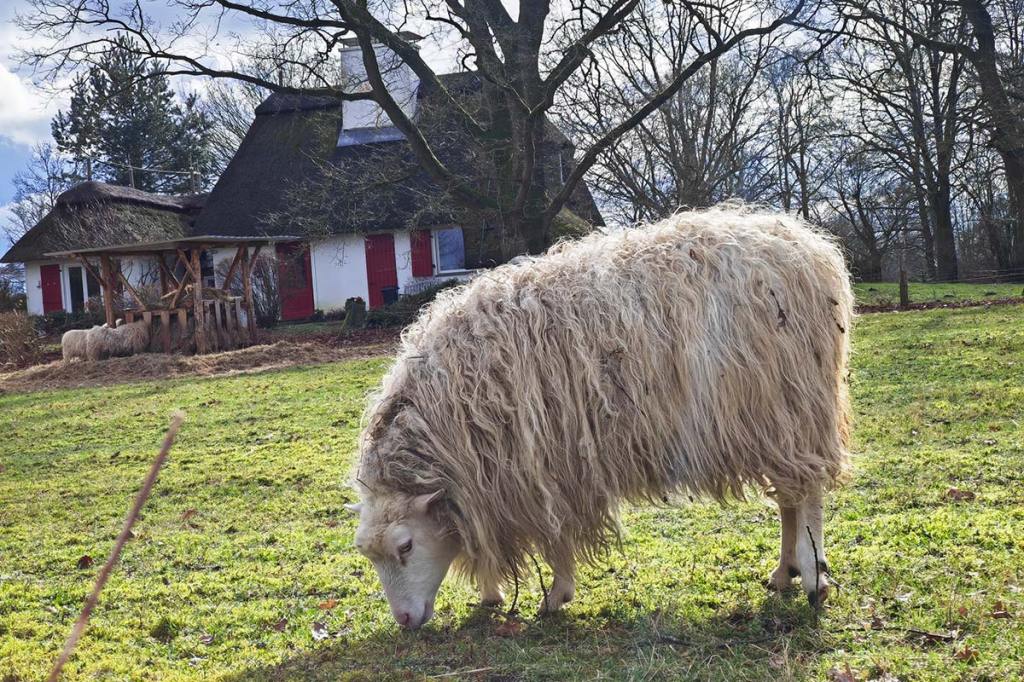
left=192, top=249, right=207, bottom=354
left=240, top=247, right=258, bottom=343
left=899, top=269, right=910, bottom=309
left=99, top=255, right=116, bottom=327
left=160, top=310, right=171, bottom=353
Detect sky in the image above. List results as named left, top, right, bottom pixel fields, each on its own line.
left=0, top=0, right=63, bottom=229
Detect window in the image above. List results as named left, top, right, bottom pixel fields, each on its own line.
left=434, top=227, right=465, bottom=272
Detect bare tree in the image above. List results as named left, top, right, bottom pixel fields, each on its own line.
left=4, top=143, right=76, bottom=244
left=18, top=0, right=807, bottom=259
left=555, top=1, right=783, bottom=224
left=837, top=0, right=1024, bottom=278
left=830, top=0, right=970, bottom=281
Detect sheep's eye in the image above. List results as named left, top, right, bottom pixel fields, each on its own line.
left=398, top=540, right=413, bottom=555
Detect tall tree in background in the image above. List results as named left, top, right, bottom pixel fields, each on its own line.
left=20, top=0, right=806, bottom=259
left=3, top=144, right=75, bottom=245
left=50, top=38, right=215, bottom=194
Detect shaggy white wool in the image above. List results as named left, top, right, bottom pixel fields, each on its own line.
left=356, top=207, right=853, bottom=589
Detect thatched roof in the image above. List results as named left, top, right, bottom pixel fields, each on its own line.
left=2, top=181, right=206, bottom=263
left=194, top=71, right=603, bottom=240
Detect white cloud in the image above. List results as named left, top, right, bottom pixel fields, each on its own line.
left=0, top=62, right=62, bottom=147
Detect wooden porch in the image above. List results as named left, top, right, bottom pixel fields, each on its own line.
left=46, top=236, right=280, bottom=355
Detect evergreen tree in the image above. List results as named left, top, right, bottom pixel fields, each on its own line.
left=51, top=38, right=214, bottom=194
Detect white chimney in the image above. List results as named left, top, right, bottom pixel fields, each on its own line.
left=339, top=33, right=422, bottom=134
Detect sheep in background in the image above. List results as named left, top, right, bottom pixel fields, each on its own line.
left=61, top=326, right=100, bottom=362
left=85, top=320, right=150, bottom=360
left=348, top=207, right=853, bottom=630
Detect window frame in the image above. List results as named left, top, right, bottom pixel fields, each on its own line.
left=432, top=226, right=467, bottom=274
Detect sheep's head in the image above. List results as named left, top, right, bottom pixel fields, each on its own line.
left=347, top=489, right=460, bottom=630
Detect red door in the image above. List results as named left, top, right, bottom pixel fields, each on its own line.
left=365, top=234, right=398, bottom=309
left=40, top=264, right=63, bottom=313
left=410, top=230, right=433, bottom=277
left=276, top=242, right=315, bottom=321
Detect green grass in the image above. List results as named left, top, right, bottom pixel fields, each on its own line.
left=2, top=305, right=1023, bottom=680
left=854, top=281, right=1023, bottom=307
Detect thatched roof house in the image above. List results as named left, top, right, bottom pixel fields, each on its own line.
left=4, top=44, right=602, bottom=321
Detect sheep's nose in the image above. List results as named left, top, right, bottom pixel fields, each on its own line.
left=397, top=612, right=411, bottom=627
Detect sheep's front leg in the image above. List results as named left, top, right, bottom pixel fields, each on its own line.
left=768, top=503, right=798, bottom=592
left=478, top=574, right=504, bottom=607
left=540, top=556, right=575, bottom=613
left=794, top=488, right=831, bottom=607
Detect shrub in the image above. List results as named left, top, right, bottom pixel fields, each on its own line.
left=0, top=311, right=43, bottom=367
left=365, top=280, right=461, bottom=328
left=34, top=309, right=107, bottom=336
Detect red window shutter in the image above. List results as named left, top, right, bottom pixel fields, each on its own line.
left=410, top=230, right=433, bottom=277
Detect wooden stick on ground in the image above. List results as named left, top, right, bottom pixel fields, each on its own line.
left=47, top=411, right=186, bottom=682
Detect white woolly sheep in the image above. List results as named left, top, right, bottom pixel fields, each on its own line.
left=85, top=320, right=150, bottom=360
left=61, top=328, right=92, bottom=362
left=348, top=207, right=854, bottom=630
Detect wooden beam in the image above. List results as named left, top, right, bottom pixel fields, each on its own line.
left=160, top=310, right=171, bottom=353
left=192, top=248, right=207, bottom=354
left=99, top=255, right=116, bottom=327
left=221, top=245, right=245, bottom=291
left=157, top=255, right=179, bottom=294
left=76, top=255, right=102, bottom=289
left=114, top=269, right=147, bottom=310
left=240, top=245, right=258, bottom=343
left=176, top=249, right=198, bottom=279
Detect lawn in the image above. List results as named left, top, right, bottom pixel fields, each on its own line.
left=853, top=281, right=1022, bottom=307
left=1, top=304, right=1022, bottom=681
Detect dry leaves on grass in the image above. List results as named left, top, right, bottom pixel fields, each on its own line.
left=318, top=599, right=338, bottom=610
left=494, top=619, right=525, bottom=637
left=991, top=601, right=1012, bottom=619
left=76, top=555, right=93, bottom=569
left=946, top=487, right=976, bottom=502
left=311, top=622, right=330, bottom=641
left=271, top=618, right=288, bottom=632
left=954, top=644, right=979, bottom=662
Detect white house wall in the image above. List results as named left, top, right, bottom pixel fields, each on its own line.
left=24, top=261, right=44, bottom=315
left=310, top=234, right=369, bottom=313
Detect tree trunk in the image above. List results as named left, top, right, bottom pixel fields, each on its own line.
left=933, top=180, right=959, bottom=281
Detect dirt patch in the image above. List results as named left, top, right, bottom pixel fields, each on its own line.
left=0, top=339, right=396, bottom=394
left=856, top=296, right=1024, bottom=314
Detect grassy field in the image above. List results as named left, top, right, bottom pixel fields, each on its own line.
left=853, top=281, right=1022, bottom=307
left=2, top=305, right=1023, bottom=681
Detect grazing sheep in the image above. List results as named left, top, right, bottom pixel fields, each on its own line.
left=348, top=208, right=854, bottom=630
left=85, top=320, right=150, bottom=360
left=61, top=328, right=93, bottom=362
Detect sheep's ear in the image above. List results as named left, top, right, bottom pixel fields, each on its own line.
left=411, top=490, right=444, bottom=515
left=343, top=502, right=362, bottom=514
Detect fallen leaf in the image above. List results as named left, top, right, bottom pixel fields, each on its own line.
left=180, top=508, right=199, bottom=522
left=870, top=614, right=885, bottom=630
left=991, top=601, right=1011, bottom=619
left=946, top=487, right=976, bottom=502
left=76, top=555, right=94, bottom=569
left=954, top=644, right=979, bottom=662
left=272, top=618, right=288, bottom=632
left=495, top=619, right=525, bottom=637
left=957, top=606, right=969, bottom=619
left=826, top=663, right=858, bottom=682
left=199, top=633, right=214, bottom=645
left=318, top=598, right=338, bottom=610
left=311, top=621, right=329, bottom=641
left=325, top=519, right=339, bottom=528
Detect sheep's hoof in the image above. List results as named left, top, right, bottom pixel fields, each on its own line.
left=767, top=565, right=795, bottom=592
left=806, top=576, right=831, bottom=608
left=539, top=582, right=575, bottom=614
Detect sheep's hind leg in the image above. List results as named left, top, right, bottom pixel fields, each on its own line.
left=768, top=502, right=799, bottom=592
left=794, top=487, right=831, bottom=607
left=539, top=556, right=575, bottom=614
